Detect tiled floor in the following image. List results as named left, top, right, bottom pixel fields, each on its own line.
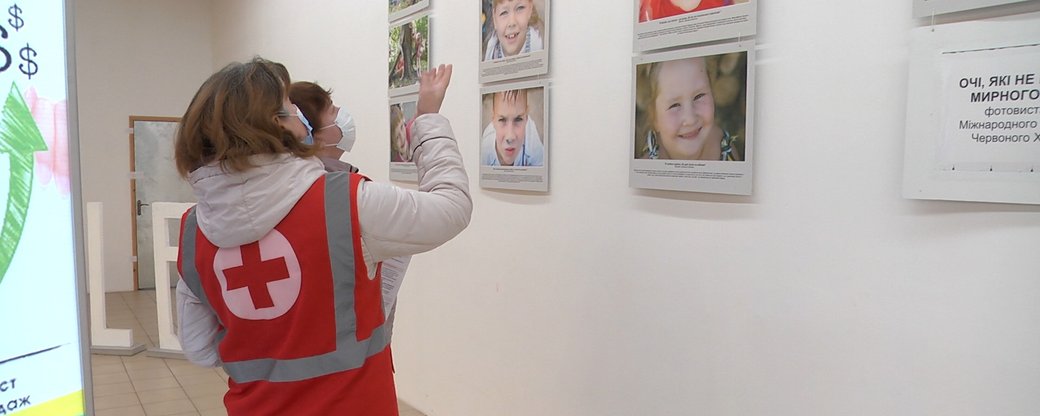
left=90, top=290, right=426, bottom=416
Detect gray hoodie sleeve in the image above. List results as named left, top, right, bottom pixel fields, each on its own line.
left=176, top=279, right=222, bottom=368
left=356, top=113, right=472, bottom=262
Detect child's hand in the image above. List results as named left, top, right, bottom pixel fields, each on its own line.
left=416, top=64, right=453, bottom=116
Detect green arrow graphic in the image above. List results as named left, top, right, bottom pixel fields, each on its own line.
left=0, top=82, right=47, bottom=286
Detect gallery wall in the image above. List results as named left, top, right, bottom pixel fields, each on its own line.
left=82, top=0, right=1040, bottom=414
left=75, top=0, right=214, bottom=292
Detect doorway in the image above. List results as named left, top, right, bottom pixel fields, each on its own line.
left=129, top=116, right=194, bottom=290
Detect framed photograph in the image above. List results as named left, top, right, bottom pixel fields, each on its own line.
left=633, top=0, right=756, bottom=52
left=479, top=0, right=550, bottom=84
left=389, top=13, right=430, bottom=97
left=630, top=41, right=755, bottom=195
left=903, top=11, right=1040, bottom=205
left=389, top=95, right=419, bottom=182
left=479, top=79, right=550, bottom=192
left=912, top=0, right=1033, bottom=18
left=389, top=0, right=430, bottom=23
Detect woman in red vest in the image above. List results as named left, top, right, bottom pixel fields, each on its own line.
left=174, top=58, right=470, bottom=415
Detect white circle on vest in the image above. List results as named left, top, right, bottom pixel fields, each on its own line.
left=213, top=230, right=302, bottom=320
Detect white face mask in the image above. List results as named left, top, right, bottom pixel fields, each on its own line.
left=296, top=110, right=314, bottom=145
left=322, top=107, right=357, bottom=152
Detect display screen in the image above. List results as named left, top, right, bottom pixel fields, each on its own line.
left=0, top=0, right=87, bottom=414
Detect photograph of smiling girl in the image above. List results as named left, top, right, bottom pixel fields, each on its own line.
left=479, top=0, right=550, bottom=83
left=389, top=95, right=419, bottom=182
left=479, top=80, right=549, bottom=192
left=630, top=43, right=755, bottom=195
left=635, top=51, right=747, bottom=161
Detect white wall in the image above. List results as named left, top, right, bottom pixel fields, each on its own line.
left=203, top=1, right=1040, bottom=415
left=75, top=0, right=214, bottom=291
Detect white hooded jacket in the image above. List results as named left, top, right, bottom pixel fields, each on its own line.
left=176, top=113, right=471, bottom=366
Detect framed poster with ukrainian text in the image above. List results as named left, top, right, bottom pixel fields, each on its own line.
left=0, top=1, right=92, bottom=414
left=903, top=11, right=1040, bottom=204
left=630, top=41, right=755, bottom=195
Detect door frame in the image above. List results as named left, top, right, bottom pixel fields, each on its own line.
left=129, top=115, right=181, bottom=291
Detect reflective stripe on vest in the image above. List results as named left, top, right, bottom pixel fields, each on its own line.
left=179, top=172, right=390, bottom=383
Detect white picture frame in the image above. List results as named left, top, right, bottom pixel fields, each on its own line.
left=630, top=41, right=756, bottom=195
left=902, top=11, right=1040, bottom=205
left=479, top=79, right=550, bottom=192
left=479, top=0, right=551, bottom=84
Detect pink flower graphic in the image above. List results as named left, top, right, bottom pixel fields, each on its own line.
left=23, top=87, right=70, bottom=195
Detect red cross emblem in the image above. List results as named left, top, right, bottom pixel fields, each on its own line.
left=223, top=243, right=288, bottom=309
left=214, top=230, right=301, bottom=320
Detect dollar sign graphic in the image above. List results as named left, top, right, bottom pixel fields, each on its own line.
left=8, top=4, right=22, bottom=31
left=19, top=44, right=36, bottom=80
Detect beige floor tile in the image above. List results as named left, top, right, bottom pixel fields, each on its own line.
left=198, top=408, right=228, bottom=416
left=189, top=393, right=225, bottom=411
left=134, top=332, right=153, bottom=347
left=92, top=381, right=136, bottom=397
left=142, top=398, right=199, bottom=416
left=129, top=366, right=175, bottom=381
left=92, top=362, right=128, bottom=375
left=131, top=376, right=182, bottom=392
left=137, top=386, right=189, bottom=404
left=107, top=309, right=135, bottom=318
left=92, top=371, right=131, bottom=385
left=109, top=320, right=139, bottom=329
left=93, top=392, right=140, bottom=410
left=90, top=354, right=124, bottom=366
left=123, top=353, right=166, bottom=365
left=108, top=318, right=136, bottom=327
left=183, top=381, right=229, bottom=399
left=95, top=404, right=146, bottom=416
left=167, top=362, right=215, bottom=377
left=124, top=362, right=166, bottom=375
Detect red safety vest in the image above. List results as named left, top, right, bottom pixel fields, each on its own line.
left=177, top=172, right=397, bottom=416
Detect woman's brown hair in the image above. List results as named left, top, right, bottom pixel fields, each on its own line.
left=289, top=81, right=333, bottom=131
left=175, top=57, right=316, bottom=177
